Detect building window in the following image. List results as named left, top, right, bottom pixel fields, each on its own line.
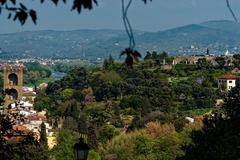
left=229, top=81, right=232, bottom=83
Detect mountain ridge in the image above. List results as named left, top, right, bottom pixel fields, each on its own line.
left=0, top=20, right=239, bottom=59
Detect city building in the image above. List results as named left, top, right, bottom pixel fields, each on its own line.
left=2, top=64, right=24, bottom=110
left=217, top=74, right=240, bottom=91
left=0, top=63, right=53, bottom=147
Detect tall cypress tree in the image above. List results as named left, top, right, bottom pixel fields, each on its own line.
left=40, top=122, right=47, bottom=144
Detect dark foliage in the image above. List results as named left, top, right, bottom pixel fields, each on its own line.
left=87, top=125, right=98, bottom=149
left=40, top=122, right=47, bottom=144
left=0, top=116, right=49, bottom=160
left=182, top=85, right=240, bottom=160
left=0, top=142, right=49, bottom=160
left=120, top=48, right=142, bottom=67
left=0, top=0, right=151, bottom=25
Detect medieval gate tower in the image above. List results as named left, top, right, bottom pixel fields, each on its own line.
left=3, top=64, right=23, bottom=109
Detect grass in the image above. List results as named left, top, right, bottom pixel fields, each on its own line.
left=183, top=108, right=212, bottom=117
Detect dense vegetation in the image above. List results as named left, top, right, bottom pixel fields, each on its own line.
left=31, top=52, right=240, bottom=159
left=24, top=62, right=52, bottom=86
left=0, top=117, right=49, bottom=160
left=52, top=60, right=97, bottom=73
left=1, top=52, right=240, bottom=159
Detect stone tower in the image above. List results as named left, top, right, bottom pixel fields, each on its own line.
left=3, top=64, right=23, bottom=109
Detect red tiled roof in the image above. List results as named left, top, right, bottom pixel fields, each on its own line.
left=218, top=74, right=240, bottom=79
left=28, top=114, right=46, bottom=121
left=13, top=125, right=30, bottom=133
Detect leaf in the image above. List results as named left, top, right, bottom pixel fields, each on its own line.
left=7, top=13, right=12, bottom=19
left=18, top=10, right=28, bottom=25
left=132, top=50, right=142, bottom=58
left=120, top=51, right=127, bottom=57
left=142, top=0, right=152, bottom=4
left=7, top=7, right=17, bottom=11
left=51, top=0, right=59, bottom=5
left=13, top=12, right=19, bottom=21
left=93, top=0, right=98, bottom=6
left=10, top=0, right=16, bottom=5
left=20, top=3, right=27, bottom=10
left=72, top=0, right=98, bottom=13
left=0, top=0, right=7, bottom=5
left=29, top=10, right=37, bottom=24
left=72, top=0, right=82, bottom=13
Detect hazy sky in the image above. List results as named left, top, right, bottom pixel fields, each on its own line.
left=1, top=0, right=240, bottom=33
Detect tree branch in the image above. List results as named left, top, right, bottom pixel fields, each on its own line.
left=121, top=0, right=136, bottom=49
left=226, top=0, right=238, bottom=22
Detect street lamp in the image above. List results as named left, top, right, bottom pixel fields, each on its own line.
left=73, top=137, right=89, bottom=160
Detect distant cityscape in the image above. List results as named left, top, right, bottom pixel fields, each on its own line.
left=1, top=20, right=240, bottom=60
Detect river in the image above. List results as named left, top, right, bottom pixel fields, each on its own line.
left=51, top=71, right=65, bottom=81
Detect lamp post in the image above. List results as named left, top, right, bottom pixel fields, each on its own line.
left=73, top=137, right=89, bottom=160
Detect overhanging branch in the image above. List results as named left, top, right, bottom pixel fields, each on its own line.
left=226, top=0, right=238, bottom=22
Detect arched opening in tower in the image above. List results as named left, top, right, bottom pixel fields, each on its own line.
left=8, top=89, right=18, bottom=100
left=8, top=73, right=18, bottom=86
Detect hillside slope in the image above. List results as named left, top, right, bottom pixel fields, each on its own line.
left=0, top=20, right=239, bottom=59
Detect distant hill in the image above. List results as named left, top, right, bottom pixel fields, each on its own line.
left=200, top=20, right=240, bottom=34
left=1, top=20, right=240, bottom=60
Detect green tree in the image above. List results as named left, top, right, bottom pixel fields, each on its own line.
left=78, top=112, right=88, bottom=134
left=98, top=125, right=119, bottom=143
left=40, top=122, right=47, bottom=144
left=51, top=129, right=79, bottom=160
left=91, top=71, right=122, bottom=100
left=144, top=51, right=152, bottom=60
left=153, top=133, right=185, bottom=160
left=0, top=116, right=49, bottom=160
left=28, top=71, right=40, bottom=84
left=196, top=58, right=211, bottom=69
left=60, top=88, right=74, bottom=100
left=87, top=125, right=98, bottom=149
left=182, top=84, right=240, bottom=160
left=63, top=116, right=79, bottom=131
left=34, top=96, right=51, bottom=111
left=215, top=57, right=226, bottom=69
left=103, top=55, right=115, bottom=70
left=119, top=95, right=151, bottom=116
left=158, top=51, right=168, bottom=60
left=134, top=135, right=153, bottom=158
left=87, top=150, right=101, bottom=160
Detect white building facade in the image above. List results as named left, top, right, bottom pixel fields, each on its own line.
left=218, top=74, right=240, bottom=91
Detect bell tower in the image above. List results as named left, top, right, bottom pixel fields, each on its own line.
left=3, top=64, right=23, bottom=110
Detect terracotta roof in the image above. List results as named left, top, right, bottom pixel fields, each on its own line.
left=28, top=114, right=46, bottom=121
left=13, top=125, right=30, bottom=132
left=218, top=74, right=240, bottom=79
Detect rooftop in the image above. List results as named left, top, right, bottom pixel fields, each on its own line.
left=13, top=124, right=30, bottom=133
left=218, top=74, right=240, bottom=79
left=1, top=63, right=24, bottom=67
left=27, top=114, right=46, bottom=121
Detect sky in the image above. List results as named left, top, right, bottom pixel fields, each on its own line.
left=1, top=0, right=240, bottom=33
